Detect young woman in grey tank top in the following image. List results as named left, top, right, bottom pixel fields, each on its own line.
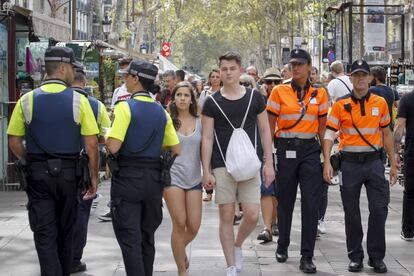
left=164, top=82, right=202, bottom=276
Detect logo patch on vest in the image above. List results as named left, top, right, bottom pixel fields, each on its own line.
left=372, top=107, right=379, bottom=117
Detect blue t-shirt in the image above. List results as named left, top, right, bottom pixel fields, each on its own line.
left=368, top=85, right=396, bottom=128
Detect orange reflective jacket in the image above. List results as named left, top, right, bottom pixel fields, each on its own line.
left=266, top=84, right=329, bottom=139
left=327, top=92, right=390, bottom=152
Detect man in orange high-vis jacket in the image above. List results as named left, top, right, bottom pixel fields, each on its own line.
left=323, top=59, right=397, bottom=274
left=267, top=49, right=329, bottom=274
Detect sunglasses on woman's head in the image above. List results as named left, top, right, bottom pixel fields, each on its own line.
left=264, top=79, right=281, bottom=85
left=240, top=82, right=251, bottom=87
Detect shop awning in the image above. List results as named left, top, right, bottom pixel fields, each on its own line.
left=94, top=40, right=156, bottom=60
left=158, top=55, right=178, bottom=73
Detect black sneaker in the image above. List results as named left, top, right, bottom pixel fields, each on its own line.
left=368, top=258, right=387, bottom=273
left=271, top=223, right=279, bottom=236
left=257, top=228, right=272, bottom=242
left=71, top=261, right=87, bottom=273
left=400, top=231, right=414, bottom=241
left=233, top=214, right=243, bottom=225
left=275, top=247, right=288, bottom=263
left=299, top=256, right=317, bottom=274
left=98, top=211, right=112, bottom=222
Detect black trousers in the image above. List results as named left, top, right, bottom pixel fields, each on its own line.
left=276, top=139, right=323, bottom=257
left=402, top=157, right=414, bottom=234
left=111, top=167, right=163, bottom=276
left=340, top=159, right=389, bottom=261
left=319, top=173, right=329, bottom=221
left=26, top=167, right=78, bottom=276
left=72, top=197, right=93, bottom=266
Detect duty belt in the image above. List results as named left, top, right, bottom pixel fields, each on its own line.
left=27, top=159, right=77, bottom=170
left=277, top=137, right=317, bottom=147
left=118, top=156, right=161, bottom=169
left=340, top=151, right=382, bottom=163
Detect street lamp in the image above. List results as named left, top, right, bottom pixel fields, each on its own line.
left=326, top=28, right=334, bottom=40
left=102, top=14, right=112, bottom=42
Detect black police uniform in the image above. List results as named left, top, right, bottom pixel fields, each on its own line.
left=326, top=60, right=391, bottom=272
left=71, top=65, right=101, bottom=271
left=109, top=60, right=170, bottom=276
left=266, top=49, right=330, bottom=273
left=8, top=47, right=97, bottom=276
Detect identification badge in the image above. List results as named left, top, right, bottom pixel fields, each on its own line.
left=310, top=98, right=318, bottom=104
left=372, top=107, right=379, bottom=116
left=286, top=150, right=296, bottom=159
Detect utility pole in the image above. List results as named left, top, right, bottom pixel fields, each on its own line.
left=71, top=0, right=76, bottom=40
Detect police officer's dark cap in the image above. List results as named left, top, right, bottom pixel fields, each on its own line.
left=119, top=59, right=158, bottom=81
left=350, top=59, right=370, bottom=75
left=289, top=49, right=311, bottom=64
left=74, top=63, right=85, bottom=75
left=44, top=46, right=82, bottom=67
left=118, top=56, right=132, bottom=66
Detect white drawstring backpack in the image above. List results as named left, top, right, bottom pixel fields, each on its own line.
left=209, top=90, right=261, bottom=182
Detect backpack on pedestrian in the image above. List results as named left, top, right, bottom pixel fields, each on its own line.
left=209, top=90, right=261, bottom=182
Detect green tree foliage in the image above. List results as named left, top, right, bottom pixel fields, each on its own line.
left=113, top=0, right=338, bottom=74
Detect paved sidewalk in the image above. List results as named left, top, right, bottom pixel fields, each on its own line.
left=0, top=181, right=412, bottom=276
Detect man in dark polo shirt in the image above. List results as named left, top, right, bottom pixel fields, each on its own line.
left=395, top=90, right=414, bottom=241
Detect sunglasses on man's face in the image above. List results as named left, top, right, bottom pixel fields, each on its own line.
left=240, top=82, right=252, bottom=87
left=264, top=79, right=281, bottom=85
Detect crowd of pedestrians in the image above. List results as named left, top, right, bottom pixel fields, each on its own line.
left=6, top=45, right=414, bottom=276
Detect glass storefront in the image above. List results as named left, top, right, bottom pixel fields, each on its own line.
left=0, top=24, right=8, bottom=182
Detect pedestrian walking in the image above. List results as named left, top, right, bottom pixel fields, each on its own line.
left=323, top=59, right=398, bottom=273
left=157, top=70, right=176, bottom=107
left=281, top=63, right=292, bottom=84
left=327, top=60, right=353, bottom=101
left=100, top=57, right=133, bottom=223
left=110, top=57, right=132, bottom=111
left=198, top=68, right=221, bottom=111
left=106, top=59, right=180, bottom=276
left=164, top=82, right=203, bottom=276
left=257, top=67, right=282, bottom=242
left=7, top=46, right=99, bottom=276
left=311, top=65, right=330, bottom=236
left=201, top=51, right=275, bottom=276
left=70, top=64, right=110, bottom=273
left=394, top=90, right=414, bottom=241
left=198, top=69, right=222, bottom=202
left=369, top=66, right=398, bottom=130
left=266, top=49, right=329, bottom=273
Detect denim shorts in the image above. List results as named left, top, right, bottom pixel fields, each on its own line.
left=260, top=179, right=277, bottom=197
left=169, top=182, right=203, bottom=191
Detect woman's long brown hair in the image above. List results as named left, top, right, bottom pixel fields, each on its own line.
left=169, top=81, right=199, bottom=130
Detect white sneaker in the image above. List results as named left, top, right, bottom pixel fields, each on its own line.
left=235, top=246, right=243, bottom=272
left=226, top=265, right=237, bottom=276
left=318, top=220, right=326, bottom=234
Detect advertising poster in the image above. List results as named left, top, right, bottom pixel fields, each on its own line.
left=364, top=0, right=386, bottom=53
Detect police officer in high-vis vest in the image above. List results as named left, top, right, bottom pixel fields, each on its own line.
left=71, top=65, right=110, bottom=273
left=323, top=60, right=397, bottom=273
left=106, top=59, right=181, bottom=276
left=7, top=46, right=99, bottom=276
left=267, top=49, right=329, bottom=274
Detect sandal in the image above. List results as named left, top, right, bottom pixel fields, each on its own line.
left=257, top=228, right=273, bottom=242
